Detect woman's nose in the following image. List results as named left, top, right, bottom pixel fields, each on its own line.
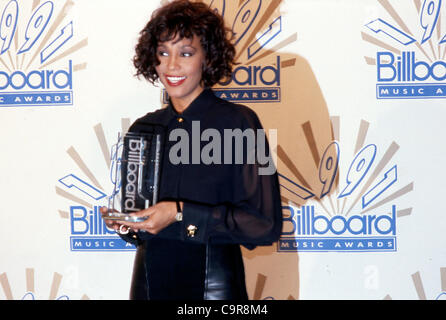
left=167, top=55, right=179, bottom=70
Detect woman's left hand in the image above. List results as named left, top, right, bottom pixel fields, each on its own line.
left=116, top=201, right=178, bottom=234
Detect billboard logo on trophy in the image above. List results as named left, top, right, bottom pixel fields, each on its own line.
left=56, top=120, right=137, bottom=252
left=56, top=119, right=164, bottom=252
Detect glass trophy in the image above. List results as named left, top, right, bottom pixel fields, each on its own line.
left=103, top=126, right=164, bottom=223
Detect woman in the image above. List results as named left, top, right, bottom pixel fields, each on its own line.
left=104, top=0, right=282, bottom=300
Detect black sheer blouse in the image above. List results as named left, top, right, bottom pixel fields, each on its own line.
left=127, top=89, right=282, bottom=299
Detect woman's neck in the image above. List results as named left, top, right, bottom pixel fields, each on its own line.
left=170, top=87, right=205, bottom=114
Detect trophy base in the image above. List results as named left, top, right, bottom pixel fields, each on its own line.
left=103, top=212, right=148, bottom=223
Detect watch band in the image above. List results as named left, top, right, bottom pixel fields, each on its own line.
left=175, top=200, right=183, bottom=221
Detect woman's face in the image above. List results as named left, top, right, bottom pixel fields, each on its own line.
left=155, top=35, right=205, bottom=112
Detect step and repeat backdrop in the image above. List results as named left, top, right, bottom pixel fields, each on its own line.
left=1, top=0, right=445, bottom=300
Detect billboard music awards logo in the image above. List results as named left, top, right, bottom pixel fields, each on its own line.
left=56, top=120, right=136, bottom=252
left=211, top=0, right=283, bottom=103
left=363, top=0, right=446, bottom=99
left=278, top=118, right=414, bottom=252
left=162, top=0, right=288, bottom=104
left=0, top=0, right=87, bottom=107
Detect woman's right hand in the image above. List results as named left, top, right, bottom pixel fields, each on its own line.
left=99, top=206, right=131, bottom=234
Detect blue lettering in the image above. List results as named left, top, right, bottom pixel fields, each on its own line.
left=281, top=206, right=296, bottom=235
left=311, top=214, right=329, bottom=235
left=377, top=51, right=446, bottom=82
left=70, top=205, right=114, bottom=235
left=0, top=60, right=72, bottom=90
left=53, top=60, right=73, bottom=89
left=374, top=205, right=396, bottom=235
left=346, top=215, right=367, bottom=235
left=219, top=56, right=280, bottom=86
left=27, top=70, right=45, bottom=89
left=282, top=205, right=397, bottom=236
left=377, top=52, right=396, bottom=81
left=412, top=60, right=430, bottom=81
left=10, top=71, right=26, bottom=90
left=70, top=206, right=88, bottom=235
left=330, top=216, right=348, bottom=235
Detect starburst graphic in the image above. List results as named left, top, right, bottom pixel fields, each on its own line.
left=220, top=0, right=297, bottom=64
left=0, top=268, right=88, bottom=300
left=209, top=0, right=298, bottom=104
left=0, top=0, right=88, bottom=73
left=277, top=117, right=414, bottom=253
left=252, top=273, right=295, bottom=300
left=0, top=0, right=88, bottom=107
left=56, top=119, right=131, bottom=220
left=56, top=119, right=136, bottom=252
left=279, top=117, right=413, bottom=217
left=362, top=0, right=446, bottom=66
left=362, top=0, right=446, bottom=99
left=384, top=267, right=446, bottom=300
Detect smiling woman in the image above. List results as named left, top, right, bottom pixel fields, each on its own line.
left=155, top=36, right=206, bottom=112
left=102, top=0, right=282, bottom=301
left=133, top=0, right=235, bottom=92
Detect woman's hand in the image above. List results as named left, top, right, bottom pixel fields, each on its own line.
left=115, top=201, right=178, bottom=234
left=99, top=206, right=132, bottom=234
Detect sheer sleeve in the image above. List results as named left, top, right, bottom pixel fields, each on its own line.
left=180, top=109, right=283, bottom=249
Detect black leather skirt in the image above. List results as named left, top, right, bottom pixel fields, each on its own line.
left=129, top=239, right=248, bottom=300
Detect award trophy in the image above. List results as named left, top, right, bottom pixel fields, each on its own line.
left=103, top=126, right=164, bottom=224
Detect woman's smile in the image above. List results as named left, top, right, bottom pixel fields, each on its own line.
left=165, top=75, right=187, bottom=86
left=155, top=35, right=205, bottom=112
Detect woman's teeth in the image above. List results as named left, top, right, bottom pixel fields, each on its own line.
left=167, top=76, right=186, bottom=84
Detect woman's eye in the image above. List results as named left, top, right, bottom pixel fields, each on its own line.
left=158, top=51, right=168, bottom=57
left=181, top=52, right=193, bottom=57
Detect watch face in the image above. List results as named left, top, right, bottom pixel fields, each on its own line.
left=176, top=212, right=183, bottom=221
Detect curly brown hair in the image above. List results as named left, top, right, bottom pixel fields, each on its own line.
left=133, top=0, right=236, bottom=88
